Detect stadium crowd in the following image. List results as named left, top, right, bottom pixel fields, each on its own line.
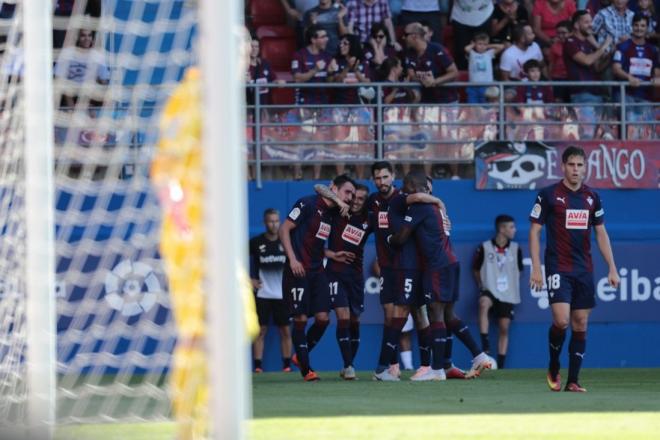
left=246, top=0, right=660, bottom=179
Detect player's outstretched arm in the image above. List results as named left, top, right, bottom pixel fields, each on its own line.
left=529, top=222, right=544, bottom=291
left=595, top=224, right=620, bottom=288
left=279, top=219, right=305, bottom=277
left=314, top=184, right=349, bottom=217
left=406, top=193, right=446, bottom=212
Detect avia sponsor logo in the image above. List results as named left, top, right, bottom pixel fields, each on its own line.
left=597, top=268, right=660, bottom=302
left=565, top=209, right=589, bottom=229
left=259, top=255, right=286, bottom=264
left=315, top=222, right=331, bottom=241
left=342, top=224, right=365, bottom=246
left=378, top=211, right=389, bottom=229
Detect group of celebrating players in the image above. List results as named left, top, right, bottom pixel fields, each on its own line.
left=271, top=146, right=618, bottom=391
left=278, top=161, right=491, bottom=382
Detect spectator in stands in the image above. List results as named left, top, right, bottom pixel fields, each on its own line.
left=346, top=0, right=399, bottom=48
left=612, top=13, right=659, bottom=123
left=303, top=0, right=350, bottom=55
left=586, top=0, right=612, bottom=16
left=55, top=28, right=110, bottom=110
left=398, top=1, right=443, bottom=44
left=450, top=0, right=495, bottom=70
left=379, top=57, right=421, bottom=176
left=532, top=0, right=577, bottom=49
left=517, top=59, right=555, bottom=103
left=490, top=0, right=529, bottom=44
left=329, top=34, right=372, bottom=178
left=465, top=33, right=505, bottom=103
left=635, top=0, right=658, bottom=39
left=279, top=0, right=318, bottom=47
left=290, top=24, right=334, bottom=179
left=593, top=0, right=635, bottom=46
left=247, top=37, right=283, bottom=108
left=499, top=24, right=544, bottom=80
left=548, top=20, right=572, bottom=101
left=363, top=22, right=399, bottom=77
left=564, top=10, right=613, bottom=131
left=403, top=22, right=458, bottom=103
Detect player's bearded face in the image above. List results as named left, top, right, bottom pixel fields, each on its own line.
left=373, top=170, right=393, bottom=194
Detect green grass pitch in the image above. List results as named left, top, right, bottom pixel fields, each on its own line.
left=56, top=368, right=660, bottom=439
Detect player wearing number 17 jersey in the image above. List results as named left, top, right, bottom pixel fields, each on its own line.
left=529, top=146, right=619, bottom=393
left=279, top=175, right=356, bottom=381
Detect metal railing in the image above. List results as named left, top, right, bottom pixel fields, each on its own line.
left=247, top=80, right=659, bottom=187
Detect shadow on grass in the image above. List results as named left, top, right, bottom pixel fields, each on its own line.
left=252, top=368, right=660, bottom=418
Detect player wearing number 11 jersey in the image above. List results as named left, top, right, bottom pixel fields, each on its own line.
left=529, top=146, right=619, bottom=393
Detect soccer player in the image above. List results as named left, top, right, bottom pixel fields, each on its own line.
left=315, top=182, right=372, bottom=380
left=472, top=214, right=523, bottom=369
left=390, top=171, right=492, bottom=380
left=279, top=175, right=356, bottom=381
left=529, top=146, right=619, bottom=392
left=249, top=209, right=292, bottom=373
left=368, top=162, right=445, bottom=380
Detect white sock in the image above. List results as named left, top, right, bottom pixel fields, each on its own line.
left=400, top=350, right=413, bottom=370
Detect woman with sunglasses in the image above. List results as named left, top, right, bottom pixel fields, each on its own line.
left=363, top=22, right=400, bottom=78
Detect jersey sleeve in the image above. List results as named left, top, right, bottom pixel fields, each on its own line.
left=517, top=246, right=524, bottom=272
left=248, top=237, right=259, bottom=279
left=286, top=197, right=310, bottom=226
left=592, top=192, right=605, bottom=226
left=402, top=204, right=427, bottom=230
left=529, top=190, right=549, bottom=224
left=435, top=47, right=455, bottom=70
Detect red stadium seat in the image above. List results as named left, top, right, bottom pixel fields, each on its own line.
left=256, top=25, right=296, bottom=39
left=249, top=0, right=287, bottom=28
left=260, top=37, right=297, bottom=73
left=270, top=87, right=295, bottom=106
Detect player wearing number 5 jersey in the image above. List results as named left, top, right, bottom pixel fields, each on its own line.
left=279, top=175, right=356, bottom=381
left=529, top=146, right=619, bottom=393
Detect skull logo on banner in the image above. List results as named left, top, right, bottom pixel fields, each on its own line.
left=475, top=141, right=552, bottom=189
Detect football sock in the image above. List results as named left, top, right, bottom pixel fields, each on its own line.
left=254, top=359, right=262, bottom=370
left=336, top=319, right=352, bottom=368
left=282, top=358, right=291, bottom=369
left=377, top=317, right=406, bottom=371
left=292, top=321, right=310, bottom=376
left=497, top=354, right=506, bottom=369
left=431, top=322, right=447, bottom=370
left=418, top=326, right=431, bottom=367
left=548, top=324, right=567, bottom=377
left=443, top=328, right=454, bottom=369
left=480, top=333, right=490, bottom=353
left=448, top=318, right=481, bottom=357
left=350, top=321, right=360, bottom=362
left=400, top=350, right=413, bottom=370
left=305, top=318, right=329, bottom=353
left=567, top=331, right=586, bottom=384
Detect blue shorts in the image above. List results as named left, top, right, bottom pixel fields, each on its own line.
left=283, top=267, right=330, bottom=316
left=393, top=269, right=427, bottom=307
left=547, top=272, right=596, bottom=310
left=327, top=270, right=365, bottom=316
left=379, top=267, right=397, bottom=305
left=424, top=262, right=460, bottom=303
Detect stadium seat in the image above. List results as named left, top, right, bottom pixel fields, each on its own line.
left=249, top=0, right=287, bottom=28
left=256, top=25, right=296, bottom=40
left=442, top=25, right=454, bottom=58
left=260, top=37, right=297, bottom=74
left=270, top=87, right=295, bottom=106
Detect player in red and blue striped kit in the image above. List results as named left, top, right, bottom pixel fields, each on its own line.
left=279, top=175, right=356, bottom=381
left=529, top=146, right=619, bottom=392
left=389, top=171, right=491, bottom=380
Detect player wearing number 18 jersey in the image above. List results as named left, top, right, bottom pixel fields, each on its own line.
left=279, top=175, right=356, bottom=381
left=529, top=146, right=619, bottom=393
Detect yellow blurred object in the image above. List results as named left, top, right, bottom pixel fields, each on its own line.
left=152, top=66, right=258, bottom=439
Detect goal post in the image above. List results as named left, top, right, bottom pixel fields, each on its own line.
left=24, top=2, right=56, bottom=440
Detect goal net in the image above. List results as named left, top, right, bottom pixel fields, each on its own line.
left=0, top=0, right=228, bottom=434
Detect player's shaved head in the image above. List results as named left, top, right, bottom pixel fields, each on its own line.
left=403, top=170, right=427, bottom=193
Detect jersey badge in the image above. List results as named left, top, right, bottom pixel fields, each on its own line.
left=587, top=196, right=593, bottom=206
left=316, top=222, right=331, bottom=240
left=289, top=207, right=301, bottom=221
left=530, top=203, right=542, bottom=219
